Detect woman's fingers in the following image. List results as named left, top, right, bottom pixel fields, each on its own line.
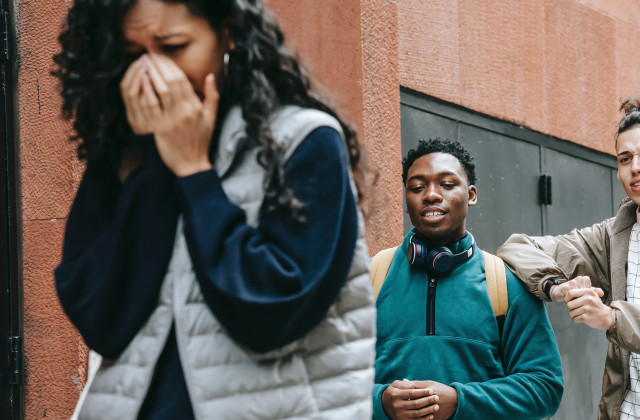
left=149, top=54, right=197, bottom=104
left=203, top=73, right=219, bottom=118
left=120, top=56, right=146, bottom=93
left=120, top=56, right=150, bottom=134
left=145, top=61, right=171, bottom=109
left=140, top=73, right=162, bottom=124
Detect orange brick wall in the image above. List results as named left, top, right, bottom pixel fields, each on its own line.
left=399, top=0, right=640, bottom=156
left=269, top=0, right=403, bottom=254
left=15, top=0, right=86, bottom=417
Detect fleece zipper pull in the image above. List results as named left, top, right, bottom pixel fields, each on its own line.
left=426, top=274, right=438, bottom=335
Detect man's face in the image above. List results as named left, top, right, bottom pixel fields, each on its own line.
left=617, top=127, right=640, bottom=206
left=405, top=153, right=477, bottom=247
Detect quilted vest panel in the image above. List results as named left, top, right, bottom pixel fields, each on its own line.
left=79, top=106, right=375, bottom=420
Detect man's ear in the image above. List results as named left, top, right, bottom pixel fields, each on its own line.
left=468, top=185, right=478, bottom=207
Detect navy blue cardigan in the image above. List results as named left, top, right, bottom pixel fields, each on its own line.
left=55, top=127, right=358, bottom=418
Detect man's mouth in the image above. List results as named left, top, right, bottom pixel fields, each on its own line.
left=420, top=209, right=447, bottom=222
left=424, top=211, right=445, bottom=217
left=631, top=181, right=640, bottom=192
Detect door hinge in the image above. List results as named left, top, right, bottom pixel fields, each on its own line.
left=539, top=175, right=552, bottom=205
left=1, top=11, right=9, bottom=61
left=8, top=336, right=23, bottom=385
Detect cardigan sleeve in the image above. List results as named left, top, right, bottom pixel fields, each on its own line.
left=55, top=137, right=181, bottom=359
left=174, top=126, right=359, bottom=353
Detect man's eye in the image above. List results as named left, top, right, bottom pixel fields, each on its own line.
left=410, top=186, right=424, bottom=193
left=161, top=44, right=187, bottom=53
left=619, top=157, right=631, bottom=163
left=441, top=183, right=454, bottom=188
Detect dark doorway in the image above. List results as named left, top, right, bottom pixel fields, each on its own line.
left=1, top=0, right=23, bottom=418
left=401, top=88, right=623, bottom=420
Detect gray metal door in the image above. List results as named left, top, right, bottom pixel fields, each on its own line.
left=458, top=124, right=543, bottom=246
left=0, top=1, right=23, bottom=418
left=400, top=89, right=623, bottom=420
left=541, top=148, right=619, bottom=419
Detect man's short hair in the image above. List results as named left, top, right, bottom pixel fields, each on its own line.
left=402, top=138, right=477, bottom=186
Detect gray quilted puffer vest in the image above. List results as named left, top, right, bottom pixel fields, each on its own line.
left=78, top=106, right=376, bottom=420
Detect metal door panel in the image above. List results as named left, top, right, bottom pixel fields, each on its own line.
left=544, top=148, right=614, bottom=235
left=401, top=103, right=458, bottom=157
left=546, top=303, right=604, bottom=420
left=542, top=149, right=611, bottom=420
left=458, top=123, right=542, bottom=252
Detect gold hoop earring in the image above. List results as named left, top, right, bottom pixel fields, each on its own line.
left=223, top=52, right=230, bottom=79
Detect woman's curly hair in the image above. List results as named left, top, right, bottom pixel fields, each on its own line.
left=54, top=0, right=364, bottom=220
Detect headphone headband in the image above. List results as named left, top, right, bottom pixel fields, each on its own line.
left=407, top=233, right=475, bottom=274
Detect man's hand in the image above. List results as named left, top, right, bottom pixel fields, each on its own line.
left=407, top=381, right=458, bottom=420
left=565, top=286, right=614, bottom=330
left=381, top=380, right=440, bottom=420
left=549, top=275, right=604, bottom=302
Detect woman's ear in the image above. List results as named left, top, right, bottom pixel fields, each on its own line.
left=222, top=18, right=235, bottom=51
left=226, top=32, right=235, bottom=51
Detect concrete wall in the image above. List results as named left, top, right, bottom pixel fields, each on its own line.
left=12, top=0, right=640, bottom=417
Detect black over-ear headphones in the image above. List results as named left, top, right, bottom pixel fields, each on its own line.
left=407, top=233, right=475, bottom=274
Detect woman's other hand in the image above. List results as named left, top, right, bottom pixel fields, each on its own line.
left=120, top=53, right=218, bottom=177
left=120, top=55, right=154, bottom=135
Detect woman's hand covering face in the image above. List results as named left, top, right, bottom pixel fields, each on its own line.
left=120, top=53, right=218, bottom=177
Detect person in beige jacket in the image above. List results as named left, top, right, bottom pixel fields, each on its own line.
left=496, top=98, right=640, bottom=420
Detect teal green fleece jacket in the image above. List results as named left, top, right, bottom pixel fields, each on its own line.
left=373, top=230, right=563, bottom=420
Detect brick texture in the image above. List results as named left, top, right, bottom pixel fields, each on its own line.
left=543, top=0, right=617, bottom=152
left=459, top=0, right=545, bottom=131
left=398, top=0, right=461, bottom=105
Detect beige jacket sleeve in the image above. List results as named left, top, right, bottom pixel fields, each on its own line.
left=608, top=301, right=640, bottom=353
left=495, top=220, right=612, bottom=301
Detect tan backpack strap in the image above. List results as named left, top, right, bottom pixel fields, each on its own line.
left=370, top=247, right=398, bottom=300
left=482, top=251, right=509, bottom=317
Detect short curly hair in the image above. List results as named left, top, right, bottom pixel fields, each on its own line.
left=402, top=138, right=476, bottom=186
left=617, top=96, right=640, bottom=148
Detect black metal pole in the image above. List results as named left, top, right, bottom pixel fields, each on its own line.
left=0, top=0, right=24, bottom=417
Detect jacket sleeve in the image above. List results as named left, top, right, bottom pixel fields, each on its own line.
left=450, top=271, right=564, bottom=420
left=607, top=301, right=640, bottom=353
left=495, top=220, right=612, bottom=301
left=173, top=126, right=359, bottom=354
left=372, top=383, right=391, bottom=420
left=55, top=137, right=181, bottom=359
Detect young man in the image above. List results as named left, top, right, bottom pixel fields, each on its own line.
left=496, top=99, right=640, bottom=420
left=373, top=138, right=563, bottom=420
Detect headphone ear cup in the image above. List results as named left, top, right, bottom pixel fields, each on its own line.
left=407, top=237, right=427, bottom=266
left=427, top=247, right=454, bottom=273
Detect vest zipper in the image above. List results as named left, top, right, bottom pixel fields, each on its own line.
left=426, top=274, right=438, bottom=335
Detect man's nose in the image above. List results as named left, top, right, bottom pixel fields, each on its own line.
left=632, top=155, right=640, bottom=173
left=423, top=185, right=442, bottom=202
